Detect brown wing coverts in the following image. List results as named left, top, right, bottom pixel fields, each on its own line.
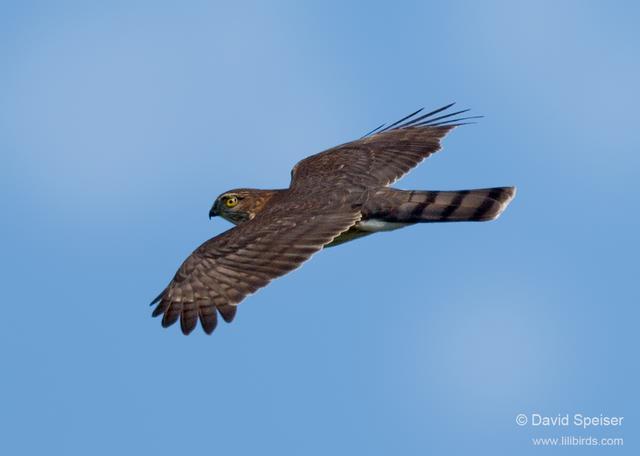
left=290, top=103, right=477, bottom=190
left=151, top=204, right=361, bottom=334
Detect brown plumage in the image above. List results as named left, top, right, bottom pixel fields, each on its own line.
left=151, top=103, right=516, bottom=335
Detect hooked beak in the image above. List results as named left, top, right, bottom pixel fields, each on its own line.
left=209, top=203, right=219, bottom=220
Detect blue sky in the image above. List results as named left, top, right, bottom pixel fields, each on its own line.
left=1, top=1, right=638, bottom=454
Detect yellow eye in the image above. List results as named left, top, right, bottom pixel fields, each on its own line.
left=224, top=196, right=239, bottom=208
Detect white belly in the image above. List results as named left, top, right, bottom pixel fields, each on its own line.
left=356, top=219, right=411, bottom=233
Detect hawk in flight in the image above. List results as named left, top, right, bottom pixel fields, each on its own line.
left=151, top=103, right=516, bottom=335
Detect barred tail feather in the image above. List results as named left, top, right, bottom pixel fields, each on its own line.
left=389, top=187, right=516, bottom=223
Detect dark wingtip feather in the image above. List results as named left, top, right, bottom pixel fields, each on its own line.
left=218, top=304, right=238, bottom=323
left=161, top=311, right=180, bottom=328
left=181, top=322, right=195, bottom=335
left=151, top=306, right=163, bottom=318
left=151, top=297, right=169, bottom=318
left=150, top=290, right=165, bottom=306
left=410, top=108, right=470, bottom=127
left=427, top=115, right=484, bottom=127
left=361, top=123, right=386, bottom=138
left=362, top=103, right=464, bottom=138
left=199, top=306, right=218, bottom=334
left=180, top=304, right=199, bottom=335
left=375, top=107, right=424, bottom=134
left=397, top=102, right=457, bottom=128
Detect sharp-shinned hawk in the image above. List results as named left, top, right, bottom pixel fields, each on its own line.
left=151, top=103, right=516, bottom=335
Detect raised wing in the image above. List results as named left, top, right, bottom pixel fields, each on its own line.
left=151, top=197, right=361, bottom=335
left=290, top=103, right=479, bottom=191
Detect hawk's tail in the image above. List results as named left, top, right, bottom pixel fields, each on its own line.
left=373, top=187, right=516, bottom=223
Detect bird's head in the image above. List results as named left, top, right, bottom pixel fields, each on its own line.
left=209, top=188, right=281, bottom=225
